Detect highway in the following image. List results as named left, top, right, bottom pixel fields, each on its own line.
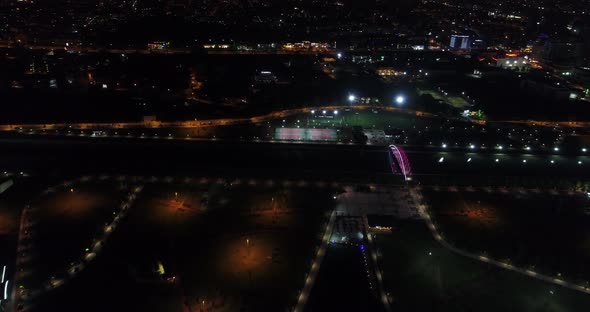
left=2, top=104, right=590, bottom=133
left=0, top=105, right=435, bottom=131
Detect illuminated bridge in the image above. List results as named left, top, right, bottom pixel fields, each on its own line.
left=389, top=144, right=412, bottom=181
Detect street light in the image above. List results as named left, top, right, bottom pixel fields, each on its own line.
left=334, top=110, right=338, bottom=115
left=554, top=147, right=560, bottom=152
left=442, top=143, right=447, bottom=148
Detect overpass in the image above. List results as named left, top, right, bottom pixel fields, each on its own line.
left=0, top=105, right=436, bottom=131
left=1, top=104, right=588, bottom=133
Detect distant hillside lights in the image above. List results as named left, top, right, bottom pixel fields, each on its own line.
left=147, top=42, right=170, bottom=50
left=201, top=42, right=332, bottom=52
left=203, top=44, right=230, bottom=49
left=376, top=68, right=407, bottom=77
left=282, top=42, right=332, bottom=52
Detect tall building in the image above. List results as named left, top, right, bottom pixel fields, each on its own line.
left=449, top=35, right=470, bottom=50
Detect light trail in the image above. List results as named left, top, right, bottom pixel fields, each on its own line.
left=4, top=280, right=8, bottom=299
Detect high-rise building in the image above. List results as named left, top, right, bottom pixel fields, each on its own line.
left=449, top=35, right=470, bottom=50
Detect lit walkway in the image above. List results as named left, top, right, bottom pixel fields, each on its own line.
left=294, top=210, right=337, bottom=312
left=408, top=187, right=590, bottom=296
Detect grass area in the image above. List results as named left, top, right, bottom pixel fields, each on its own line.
left=447, top=96, right=470, bottom=109
left=300, top=109, right=437, bottom=129
left=0, top=177, right=48, bottom=265
left=417, top=88, right=470, bottom=109
left=375, top=221, right=590, bottom=312
left=417, top=89, right=445, bottom=101
left=35, top=183, right=335, bottom=312
left=422, top=189, right=590, bottom=283
left=29, top=181, right=133, bottom=289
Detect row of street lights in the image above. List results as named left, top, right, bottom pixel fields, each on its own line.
left=347, top=94, right=406, bottom=105
left=441, top=143, right=588, bottom=153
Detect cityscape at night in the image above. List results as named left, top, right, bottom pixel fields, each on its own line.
left=0, top=0, right=590, bottom=311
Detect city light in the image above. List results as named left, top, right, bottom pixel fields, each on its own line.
left=554, top=147, right=560, bottom=152
left=523, top=159, right=527, bottom=163
left=442, top=143, right=447, bottom=148
left=311, top=110, right=315, bottom=114
left=495, top=158, right=499, bottom=162
left=525, top=146, right=531, bottom=151
left=348, top=94, right=356, bottom=102
left=469, top=144, right=476, bottom=149
left=334, top=110, right=338, bottom=115
left=337, top=53, right=342, bottom=59
left=583, top=148, right=587, bottom=152
left=551, top=160, right=555, bottom=164
left=497, top=145, right=503, bottom=150
left=438, top=157, right=444, bottom=163
left=467, top=158, right=472, bottom=162
left=395, top=95, right=405, bottom=105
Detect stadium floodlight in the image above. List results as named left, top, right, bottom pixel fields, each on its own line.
left=395, top=95, right=405, bottom=105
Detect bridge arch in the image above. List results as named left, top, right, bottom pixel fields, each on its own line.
left=389, top=145, right=412, bottom=181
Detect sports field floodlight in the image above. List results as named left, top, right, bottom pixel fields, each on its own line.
left=395, top=95, right=405, bottom=105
